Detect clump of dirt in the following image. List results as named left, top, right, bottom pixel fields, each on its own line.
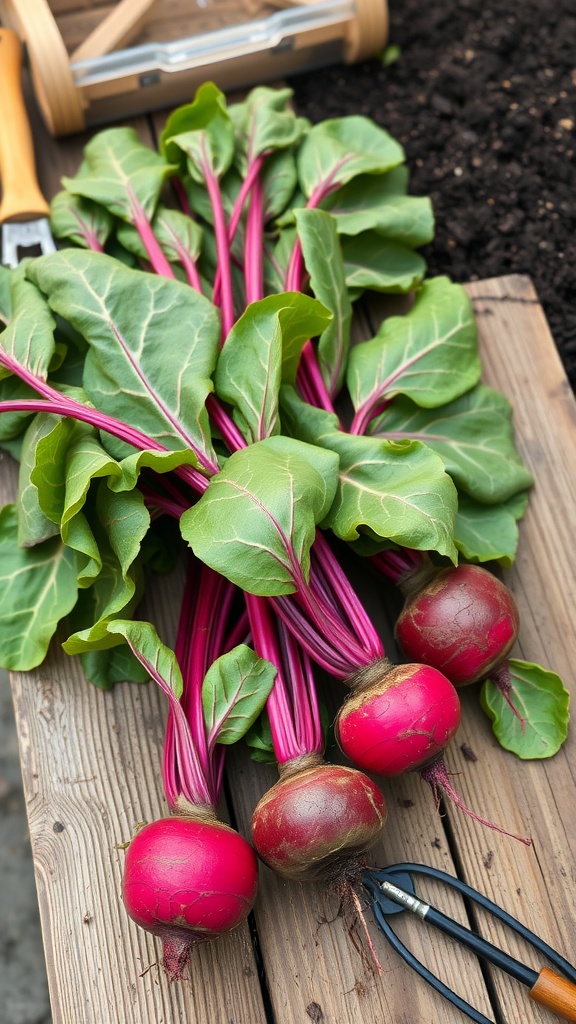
left=289, top=0, right=576, bottom=386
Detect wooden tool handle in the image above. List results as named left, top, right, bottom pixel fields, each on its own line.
left=0, top=28, right=50, bottom=223
left=530, top=967, right=576, bottom=1022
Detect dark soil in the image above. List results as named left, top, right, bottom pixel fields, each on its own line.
left=289, top=0, right=576, bottom=387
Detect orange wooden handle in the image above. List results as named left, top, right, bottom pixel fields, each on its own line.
left=530, top=967, right=576, bottom=1022
left=0, top=28, right=50, bottom=223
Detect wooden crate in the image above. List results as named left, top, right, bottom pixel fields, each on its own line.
left=0, top=0, right=388, bottom=135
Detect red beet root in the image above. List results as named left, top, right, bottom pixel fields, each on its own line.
left=335, top=660, right=461, bottom=776
left=250, top=755, right=387, bottom=882
left=122, top=812, right=259, bottom=979
left=395, top=563, right=520, bottom=686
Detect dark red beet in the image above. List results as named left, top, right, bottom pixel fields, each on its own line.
left=395, top=563, right=520, bottom=686
left=250, top=755, right=387, bottom=882
left=122, top=813, right=258, bottom=979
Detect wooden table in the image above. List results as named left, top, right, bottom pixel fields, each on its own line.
left=2, top=88, right=576, bottom=1024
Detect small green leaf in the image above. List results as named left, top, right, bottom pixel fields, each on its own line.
left=480, top=659, right=570, bottom=759
left=180, top=435, right=339, bottom=595
left=116, top=205, right=203, bottom=267
left=297, top=116, right=404, bottom=199
left=17, top=414, right=63, bottom=546
left=455, top=492, right=530, bottom=567
left=161, top=82, right=234, bottom=183
left=322, top=171, right=434, bottom=247
left=294, top=209, right=352, bottom=398
left=107, top=619, right=183, bottom=699
left=50, top=189, right=114, bottom=249
left=0, top=267, right=56, bottom=381
left=230, top=85, right=305, bottom=173
left=348, top=278, right=480, bottom=424
left=202, top=644, right=277, bottom=746
left=79, top=643, right=151, bottom=691
left=342, top=235, right=426, bottom=293
left=0, top=504, right=78, bottom=670
left=380, top=44, right=401, bottom=66
left=244, top=713, right=276, bottom=763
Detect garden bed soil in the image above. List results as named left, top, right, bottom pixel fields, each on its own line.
left=289, top=0, right=576, bottom=387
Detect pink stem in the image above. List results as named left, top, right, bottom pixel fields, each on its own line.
left=244, top=174, right=264, bottom=305
left=203, top=155, right=234, bottom=339
left=246, top=594, right=295, bottom=760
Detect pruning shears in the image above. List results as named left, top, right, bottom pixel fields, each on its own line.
left=363, top=862, right=576, bottom=1023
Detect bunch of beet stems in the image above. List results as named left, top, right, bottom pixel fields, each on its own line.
left=0, top=152, right=528, bottom=847
left=119, top=558, right=259, bottom=980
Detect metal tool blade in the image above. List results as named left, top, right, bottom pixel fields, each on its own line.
left=1, top=217, right=56, bottom=267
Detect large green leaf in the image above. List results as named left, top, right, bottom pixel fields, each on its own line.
left=107, top=619, right=183, bottom=698
left=27, top=250, right=220, bottom=467
left=160, top=82, right=234, bottom=183
left=280, top=388, right=458, bottom=558
left=297, top=116, right=404, bottom=199
left=322, top=170, right=435, bottom=247
left=180, top=435, right=339, bottom=595
left=454, top=491, right=530, bottom=567
left=202, top=644, right=277, bottom=747
left=230, top=85, right=305, bottom=172
left=214, top=292, right=332, bottom=443
left=347, top=278, right=480, bottom=423
left=0, top=504, right=78, bottom=670
left=342, top=235, right=426, bottom=293
left=481, top=659, right=570, bottom=759
left=62, top=127, right=175, bottom=223
left=374, top=385, right=534, bottom=503
left=294, top=209, right=352, bottom=398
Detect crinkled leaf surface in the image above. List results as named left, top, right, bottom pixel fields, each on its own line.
left=454, top=491, right=530, bottom=567
left=481, top=659, right=570, bottom=759
left=27, top=250, right=220, bottom=467
left=348, top=277, right=480, bottom=422
left=0, top=504, right=78, bottom=670
left=342, top=235, right=426, bottom=293
left=280, top=388, right=458, bottom=557
left=215, top=292, right=332, bottom=443
left=322, top=171, right=435, bottom=246
left=161, top=82, right=234, bottom=183
left=202, top=644, right=277, bottom=746
left=107, top=619, right=183, bottom=698
left=180, top=435, right=339, bottom=595
left=62, top=541, right=144, bottom=654
left=373, top=385, right=534, bottom=503
left=62, top=127, right=175, bottom=223
left=297, top=116, right=404, bottom=198
left=294, top=209, right=352, bottom=399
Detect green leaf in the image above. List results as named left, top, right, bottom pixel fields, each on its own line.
left=322, top=171, right=434, bottom=247
left=17, top=414, right=63, bottom=546
left=347, top=278, right=480, bottom=422
left=62, top=127, right=176, bottom=224
left=161, top=82, right=234, bottom=183
left=0, top=264, right=12, bottom=324
left=342, top=234, right=426, bottom=293
left=202, top=644, right=277, bottom=746
left=373, top=385, right=534, bottom=503
left=27, top=250, right=220, bottom=466
left=0, top=267, right=56, bottom=381
left=230, top=85, right=305, bottom=173
left=62, top=549, right=143, bottom=654
left=107, top=619, right=183, bottom=699
left=297, top=116, right=404, bottom=199
left=262, top=150, right=299, bottom=222
left=180, top=435, right=339, bottom=595
left=280, top=388, right=458, bottom=558
left=79, top=643, right=150, bottom=690
left=50, top=189, right=115, bottom=249
left=294, top=209, right=352, bottom=398
left=0, top=504, right=78, bottom=670
left=214, top=292, right=332, bottom=443
left=454, top=491, right=529, bottom=567
left=244, top=712, right=277, bottom=763
left=480, top=659, right=570, bottom=759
